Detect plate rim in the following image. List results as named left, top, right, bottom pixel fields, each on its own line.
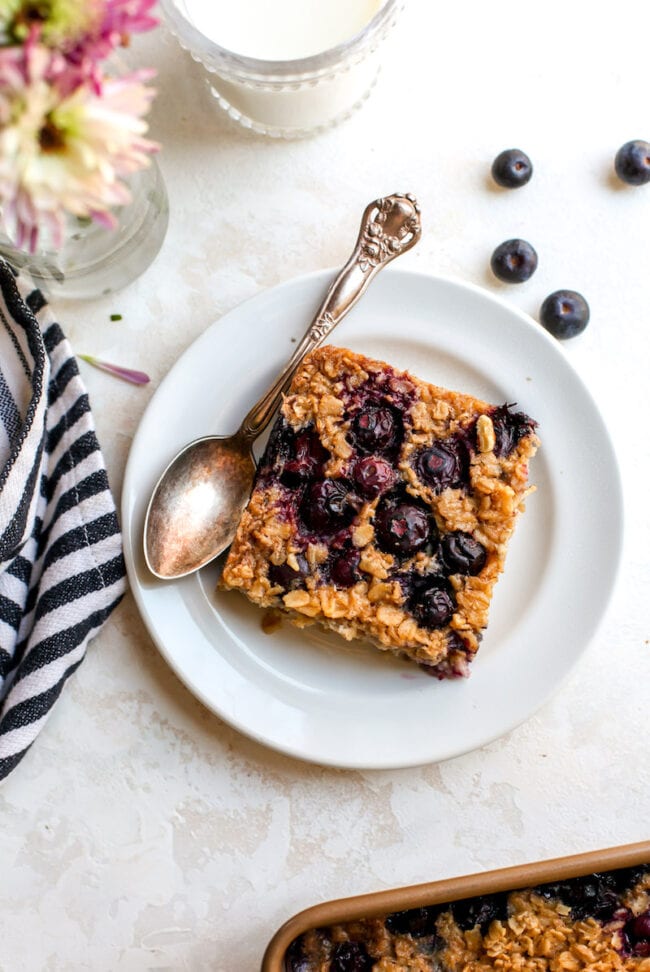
left=121, top=267, right=624, bottom=769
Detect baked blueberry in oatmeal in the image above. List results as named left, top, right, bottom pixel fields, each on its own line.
left=220, top=346, right=539, bottom=676
left=285, top=864, right=650, bottom=970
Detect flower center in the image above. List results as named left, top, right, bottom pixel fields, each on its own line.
left=12, top=2, right=52, bottom=38
left=38, top=117, right=65, bottom=152
left=10, top=0, right=94, bottom=46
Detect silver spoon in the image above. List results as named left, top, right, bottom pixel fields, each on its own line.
left=144, top=193, right=422, bottom=579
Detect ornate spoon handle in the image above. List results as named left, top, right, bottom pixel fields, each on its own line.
left=239, top=193, right=421, bottom=442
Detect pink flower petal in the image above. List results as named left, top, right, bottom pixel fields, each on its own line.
left=79, top=354, right=150, bottom=385
left=90, top=209, right=118, bottom=230
left=66, top=0, right=159, bottom=64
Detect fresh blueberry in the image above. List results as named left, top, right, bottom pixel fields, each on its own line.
left=268, top=554, right=309, bottom=591
left=330, top=941, right=373, bottom=972
left=491, top=149, right=533, bottom=189
left=490, top=239, right=538, bottom=283
left=352, top=456, right=396, bottom=498
left=440, top=532, right=487, bottom=576
left=330, top=550, right=362, bottom=587
left=302, top=479, right=362, bottom=533
left=540, top=289, right=590, bottom=339
left=614, top=139, right=650, bottom=186
left=451, top=893, right=509, bottom=932
left=351, top=405, right=402, bottom=454
left=385, top=906, right=439, bottom=938
left=413, top=586, right=455, bottom=629
left=375, top=500, right=433, bottom=557
left=624, top=911, right=650, bottom=956
left=489, top=404, right=537, bottom=458
left=416, top=439, right=467, bottom=492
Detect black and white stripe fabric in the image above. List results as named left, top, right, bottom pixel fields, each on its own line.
left=0, top=259, right=126, bottom=780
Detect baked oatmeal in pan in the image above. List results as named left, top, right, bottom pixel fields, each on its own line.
left=285, top=864, right=650, bottom=970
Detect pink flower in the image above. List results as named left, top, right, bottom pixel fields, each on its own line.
left=67, top=0, right=159, bottom=66
left=1, top=1, right=158, bottom=74
left=94, top=0, right=158, bottom=48
left=0, top=43, right=158, bottom=252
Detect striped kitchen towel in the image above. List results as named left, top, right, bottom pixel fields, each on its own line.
left=0, top=259, right=126, bottom=780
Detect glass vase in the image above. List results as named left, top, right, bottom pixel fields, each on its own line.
left=0, top=157, right=169, bottom=301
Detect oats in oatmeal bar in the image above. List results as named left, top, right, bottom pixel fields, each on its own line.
left=220, top=345, right=539, bottom=677
left=286, top=864, right=650, bottom=970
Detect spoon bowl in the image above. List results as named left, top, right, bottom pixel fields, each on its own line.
left=145, top=434, right=255, bottom=578
left=144, top=193, right=421, bottom=579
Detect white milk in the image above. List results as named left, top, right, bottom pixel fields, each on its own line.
left=181, top=0, right=385, bottom=60
left=166, top=0, right=398, bottom=136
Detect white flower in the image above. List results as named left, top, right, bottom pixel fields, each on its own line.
left=0, top=42, right=158, bottom=251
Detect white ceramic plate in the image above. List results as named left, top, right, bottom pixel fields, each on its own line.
left=122, top=269, right=623, bottom=769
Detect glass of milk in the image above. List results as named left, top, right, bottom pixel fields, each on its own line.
left=160, top=0, right=403, bottom=137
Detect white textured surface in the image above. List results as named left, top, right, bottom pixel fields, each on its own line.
left=2, top=1, right=649, bottom=969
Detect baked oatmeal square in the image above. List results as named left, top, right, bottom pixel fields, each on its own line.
left=220, top=345, right=539, bottom=677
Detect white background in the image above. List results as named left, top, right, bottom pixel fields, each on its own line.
left=2, top=1, right=649, bottom=969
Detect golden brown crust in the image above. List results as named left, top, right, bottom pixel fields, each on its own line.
left=437, top=892, right=632, bottom=971
left=291, top=871, right=650, bottom=971
left=221, top=345, right=539, bottom=672
left=297, top=920, right=437, bottom=972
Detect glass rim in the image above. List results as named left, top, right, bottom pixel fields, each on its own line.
left=159, top=0, right=402, bottom=82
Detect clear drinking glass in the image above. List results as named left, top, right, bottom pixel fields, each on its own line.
left=0, top=158, right=169, bottom=301
left=160, top=0, right=403, bottom=138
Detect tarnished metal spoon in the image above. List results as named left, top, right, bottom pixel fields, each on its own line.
left=144, top=193, right=422, bottom=579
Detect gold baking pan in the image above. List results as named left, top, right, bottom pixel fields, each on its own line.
left=261, top=840, right=650, bottom=970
